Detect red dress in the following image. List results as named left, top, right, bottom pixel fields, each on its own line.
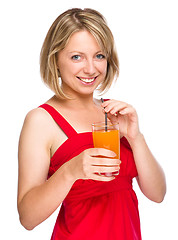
left=39, top=104, right=142, bottom=240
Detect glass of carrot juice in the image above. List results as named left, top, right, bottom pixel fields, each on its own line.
left=92, top=121, right=120, bottom=177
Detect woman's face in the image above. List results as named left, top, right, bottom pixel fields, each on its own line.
left=57, top=30, right=107, bottom=97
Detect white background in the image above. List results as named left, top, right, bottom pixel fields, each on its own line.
left=0, top=0, right=178, bottom=239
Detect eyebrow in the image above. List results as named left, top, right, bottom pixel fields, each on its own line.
left=68, top=51, right=103, bottom=55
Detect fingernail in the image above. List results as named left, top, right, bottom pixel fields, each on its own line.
left=112, top=152, right=117, bottom=157
left=119, top=110, right=125, bottom=114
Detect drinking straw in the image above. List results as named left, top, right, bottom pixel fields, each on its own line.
left=101, top=98, right=107, bottom=131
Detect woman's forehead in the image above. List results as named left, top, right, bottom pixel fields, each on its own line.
left=63, top=30, right=103, bottom=53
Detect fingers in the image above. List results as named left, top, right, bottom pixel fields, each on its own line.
left=102, top=99, right=126, bottom=113
left=91, top=156, right=121, bottom=166
left=86, top=147, right=117, bottom=158
left=80, top=149, right=121, bottom=182
left=91, top=158, right=120, bottom=178
left=91, top=165, right=120, bottom=174
left=90, top=173, right=116, bottom=182
left=85, top=148, right=121, bottom=169
left=101, top=99, right=135, bottom=116
left=119, top=106, right=135, bottom=115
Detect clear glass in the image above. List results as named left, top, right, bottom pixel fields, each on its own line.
left=92, top=121, right=120, bottom=176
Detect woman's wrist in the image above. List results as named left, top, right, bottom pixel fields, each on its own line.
left=62, top=161, right=78, bottom=185
left=126, top=132, right=145, bottom=148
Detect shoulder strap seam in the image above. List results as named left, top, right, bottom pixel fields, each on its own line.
left=39, top=104, right=77, bottom=138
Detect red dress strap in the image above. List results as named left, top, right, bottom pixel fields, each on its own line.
left=39, top=104, right=77, bottom=138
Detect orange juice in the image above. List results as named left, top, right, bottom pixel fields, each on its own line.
left=92, top=122, right=120, bottom=176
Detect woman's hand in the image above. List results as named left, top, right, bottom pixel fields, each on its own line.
left=101, top=99, right=166, bottom=202
left=66, top=148, right=121, bottom=182
left=101, top=99, right=141, bottom=141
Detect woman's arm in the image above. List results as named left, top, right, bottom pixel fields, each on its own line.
left=18, top=108, right=120, bottom=230
left=17, top=109, right=76, bottom=230
left=127, top=133, right=166, bottom=202
left=101, top=99, right=166, bottom=203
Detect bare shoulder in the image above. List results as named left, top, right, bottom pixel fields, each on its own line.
left=20, top=107, right=54, bottom=151
left=24, top=107, right=52, bottom=126
left=18, top=107, right=53, bottom=203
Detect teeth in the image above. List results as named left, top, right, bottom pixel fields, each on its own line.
left=79, top=77, right=96, bottom=83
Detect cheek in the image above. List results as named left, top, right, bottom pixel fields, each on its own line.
left=63, top=62, right=84, bottom=76
left=70, top=63, right=83, bottom=74
left=98, top=61, right=107, bottom=75
left=59, top=62, right=76, bottom=77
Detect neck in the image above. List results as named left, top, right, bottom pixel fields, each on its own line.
left=53, top=94, right=100, bottom=110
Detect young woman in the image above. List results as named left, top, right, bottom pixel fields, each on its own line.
left=17, top=8, right=166, bottom=240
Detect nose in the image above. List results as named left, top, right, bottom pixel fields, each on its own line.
left=83, top=59, right=96, bottom=75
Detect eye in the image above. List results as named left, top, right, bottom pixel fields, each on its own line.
left=71, top=55, right=81, bottom=61
left=96, top=54, right=105, bottom=60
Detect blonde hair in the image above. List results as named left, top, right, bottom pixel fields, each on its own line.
left=40, top=8, right=119, bottom=99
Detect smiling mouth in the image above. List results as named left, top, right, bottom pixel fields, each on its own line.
left=77, top=76, right=97, bottom=83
